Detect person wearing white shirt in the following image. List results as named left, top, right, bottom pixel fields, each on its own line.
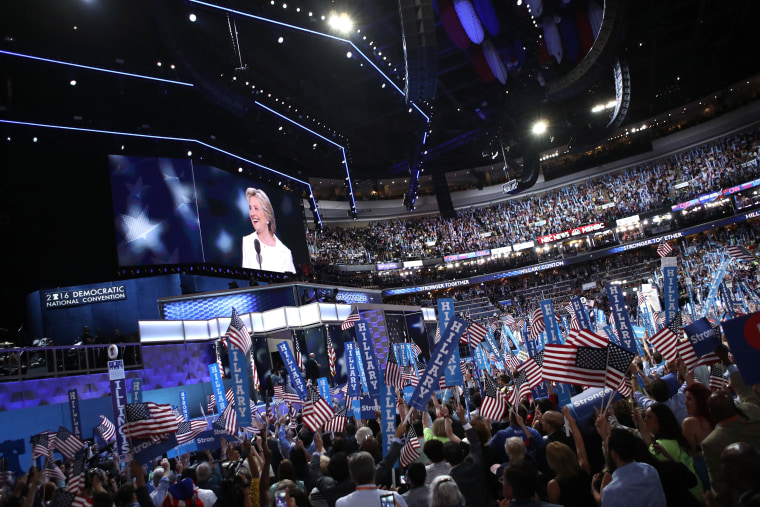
left=335, top=452, right=408, bottom=507
left=241, top=187, right=296, bottom=273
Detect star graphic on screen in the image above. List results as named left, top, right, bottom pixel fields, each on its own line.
left=125, top=177, right=149, bottom=201
left=120, top=207, right=163, bottom=243
left=408, top=316, right=425, bottom=333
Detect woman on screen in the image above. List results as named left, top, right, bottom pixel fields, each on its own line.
left=242, top=187, right=296, bottom=273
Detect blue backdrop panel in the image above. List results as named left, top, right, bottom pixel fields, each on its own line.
left=161, top=285, right=296, bottom=320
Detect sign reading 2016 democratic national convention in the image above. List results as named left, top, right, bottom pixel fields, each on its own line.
left=43, top=284, right=127, bottom=310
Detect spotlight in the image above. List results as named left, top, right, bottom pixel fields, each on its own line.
left=532, top=120, right=547, bottom=135
left=187, top=150, right=192, bottom=156
left=69, top=80, right=77, bottom=86
left=278, top=36, right=284, bottom=43
left=188, top=13, right=197, bottom=22
left=33, top=137, right=38, bottom=143
left=346, top=51, right=352, bottom=58
left=328, top=12, right=353, bottom=33
left=157, top=61, right=162, bottom=67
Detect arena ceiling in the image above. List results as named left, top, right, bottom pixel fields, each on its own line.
left=0, top=0, right=758, bottom=182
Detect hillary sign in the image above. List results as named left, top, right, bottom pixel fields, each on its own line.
left=354, top=318, right=383, bottom=400
left=605, top=284, right=637, bottom=354
left=408, top=316, right=467, bottom=411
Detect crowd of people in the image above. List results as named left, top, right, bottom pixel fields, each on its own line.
left=307, top=128, right=760, bottom=268
left=3, top=340, right=760, bottom=507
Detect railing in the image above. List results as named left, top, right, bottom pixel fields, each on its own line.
left=0, top=343, right=143, bottom=382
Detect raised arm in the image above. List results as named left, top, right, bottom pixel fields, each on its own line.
left=562, top=406, right=590, bottom=474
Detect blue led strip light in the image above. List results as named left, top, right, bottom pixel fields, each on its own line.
left=255, top=101, right=355, bottom=216
left=187, top=0, right=429, bottom=121
left=0, top=118, right=323, bottom=226
left=0, top=49, right=194, bottom=87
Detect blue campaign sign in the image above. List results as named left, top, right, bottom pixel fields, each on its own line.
left=662, top=258, right=679, bottom=324
left=317, top=378, right=330, bottom=402
left=193, top=429, right=228, bottom=452
left=277, top=341, right=307, bottom=400
left=380, top=385, right=396, bottom=458
left=360, top=395, right=379, bottom=419
left=68, top=389, right=82, bottom=439
left=179, top=391, right=189, bottom=422
left=228, top=347, right=252, bottom=427
left=540, top=300, right=562, bottom=345
left=571, top=297, right=591, bottom=330
left=685, top=318, right=722, bottom=358
left=351, top=399, right=363, bottom=420
left=438, top=299, right=463, bottom=387
left=345, top=342, right=361, bottom=397
left=108, top=360, right=130, bottom=459
left=567, top=387, right=622, bottom=433
left=130, top=378, right=143, bottom=403
left=132, top=434, right=180, bottom=465
left=208, top=364, right=227, bottom=414
left=355, top=347, right=369, bottom=394
left=403, top=386, right=415, bottom=405
left=605, top=284, right=637, bottom=354
left=355, top=319, right=383, bottom=400
left=408, top=317, right=466, bottom=411
left=602, top=326, right=620, bottom=346
left=532, top=380, right=549, bottom=400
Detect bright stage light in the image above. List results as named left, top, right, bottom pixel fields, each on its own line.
left=328, top=12, right=353, bottom=34
left=532, top=120, right=547, bottom=135
left=188, top=13, right=197, bottom=22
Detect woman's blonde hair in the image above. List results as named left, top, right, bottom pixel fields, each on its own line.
left=245, top=187, right=276, bottom=235
left=546, top=441, right=583, bottom=479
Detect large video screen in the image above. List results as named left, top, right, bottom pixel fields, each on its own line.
left=109, top=155, right=309, bottom=272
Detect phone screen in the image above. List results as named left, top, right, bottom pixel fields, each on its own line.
left=380, top=493, right=395, bottom=507
left=275, top=490, right=287, bottom=507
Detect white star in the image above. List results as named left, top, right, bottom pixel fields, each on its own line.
left=120, top=207, right=163, bottom=243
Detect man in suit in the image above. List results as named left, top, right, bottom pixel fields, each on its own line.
left=702, top=363, right=760, bottom=507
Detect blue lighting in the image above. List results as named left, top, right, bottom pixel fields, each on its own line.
left=0, top=49, right=194, bottom=87
left=187, top=0, right=429, bottom=122
left=422, top=131, right=428, bottom=145
left=254, top=101, right=356, bottom=215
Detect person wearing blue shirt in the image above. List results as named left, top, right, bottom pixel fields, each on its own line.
left=595, top=429, right=666, bottom=507
left=488, top=404, right=544, bottom=465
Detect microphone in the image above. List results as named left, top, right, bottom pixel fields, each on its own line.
left=254, top=239, right=262, bottom=269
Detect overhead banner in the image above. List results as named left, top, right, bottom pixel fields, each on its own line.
left=662, top=257, right=679, bottom=325
left=537, top=222, right=606, bottom=244
left=227, top=347, right=252, bottom=428
left=345, top=342, right=361, bottom=398
left=68, top=389, right=82, bottom=439
left=438, top=299, right=463, bottom=386
left=355, top=318, right=383, bottom=401
left=208, top=364, right=227, bottom=414
left=605, top=284, right=637, bottom=354
left=277, top=341, right=307, bottom=401
left=408, top=317, right=467, bottom=411
left=108, top=360, right=129, bottom=459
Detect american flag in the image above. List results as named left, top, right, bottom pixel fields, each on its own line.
left=565, top=303, right=581, bottom=331
left=503, top=314, right=516, bottom=327
left=30, top=431, right=51, bottom=459
left=530, top=308, right=545, bottom=340
left=566, top=329, right=609, bottom=348
left=42, top=459, right=66, bottom=482
left=406, top=339, right=422, bottom=359
left=510, top=370, right=532, bottom=406
left=657, top=241, right=673, bottom=257
left=176, top=420, right=209, bottom=445
left=606, top=343, right=635, bottom=391
left=505, top=352, right=521, bottom=371
left=215, top=341, right=225, bottom=379
left=384, top=344, right=405, bottom=388
left=638, top=291, right=647, bottom=307
left=341, top=311, right=360, bottom=330
left=273, top=383, right=303, bottom=404
left=399, top=426, right=421, bottom=467
left=302, top=386, right=334, bottom=432
left=64, top=454, right=86, bottom=494
left=677, top=338, right=720, bottom=371
left=96, top=415, right=116, bottom=442
left=709, top=364, right=728, bottom=390
left=51, top=427, right=86, bottom=460
left=208, top=388, right=235, bottom=413
left=123, top=402, right=178, bottom=440
left=649, top=312, right=682, bottom=363
left=543, top=344, right=607, bottom=387
left=324, top=405, right=348, bottom=433
left=479, top=371, right=507, bottom=421
left=225, top=308, right=251, bottom=354
left=402, top=364, right=420, bottom=387
left=617, top=377, right=633, bottom=398
left=214, top=401, right=238, bottom=436
left=51, top=489, right=93, bottom=507
left=466, top=322, right=488, bottom=348
left=517, top=350, right=543, bottom=389
left=326, top=334, right=337, bottom=377
left=293, top=335, right=304, bottom=371
left=727, top=245, right=755, bottom=262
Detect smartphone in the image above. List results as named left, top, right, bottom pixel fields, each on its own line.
left=275, top=490, right=287, bottom=507
left=380, top=493, right=395, bottom=507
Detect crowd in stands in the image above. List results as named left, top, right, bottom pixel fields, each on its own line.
left=4, top=339, right=760, bottom=507
left=308, top=128, right=760, bottom=268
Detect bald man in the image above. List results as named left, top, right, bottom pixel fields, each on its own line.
left=720, top=442, right=760, bottom=506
